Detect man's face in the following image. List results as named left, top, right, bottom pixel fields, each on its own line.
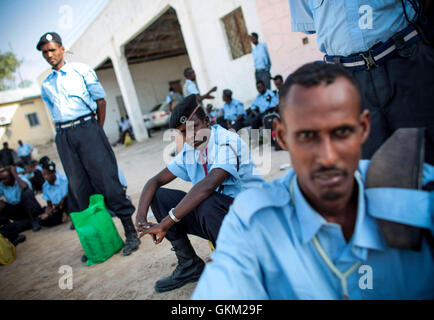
left=222, top=94, right=230, bottom=103
left=274, top=78, right=283, bottom=90
left=250, top=35, right=258, bottom=45
left=41, top=42, right=65, bottom=69
left=177, top=114, right=210, bottom=150
left=257, top=82, right=266, bottom=95
left=0, top=170, right=14, bottom=186
left=275, top=77, right=370, bottom=205
left=188, top=70, right=196, bottom=81
left=42, top=169, right=56, bottom=185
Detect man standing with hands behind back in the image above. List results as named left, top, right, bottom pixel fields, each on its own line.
left=37, top=32, right=140, bottom=261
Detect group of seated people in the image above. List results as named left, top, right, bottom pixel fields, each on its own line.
left=0, top=156, right=70, bottom=246
left=206, top=75, right=284, bottom=132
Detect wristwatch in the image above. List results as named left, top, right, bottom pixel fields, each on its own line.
left=168, top=208, right=181, bottom=223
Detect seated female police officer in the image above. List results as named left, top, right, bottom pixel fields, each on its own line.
left=135, top=94, right=264, bottom=293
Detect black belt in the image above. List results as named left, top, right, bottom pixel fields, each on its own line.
left=325, top=25, right=419, bottom=71
left=55, top=114, right=94, bottom=131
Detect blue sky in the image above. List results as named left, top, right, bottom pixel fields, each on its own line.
left=0, top=0, right=108, bottom=89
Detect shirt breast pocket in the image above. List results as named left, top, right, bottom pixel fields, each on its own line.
left=62, top=74, right=85, bottom=98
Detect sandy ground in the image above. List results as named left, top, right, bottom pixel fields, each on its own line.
left=0, top=128, right=290, bottom=300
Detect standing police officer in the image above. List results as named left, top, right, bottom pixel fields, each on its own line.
left=37, top=32, right=140, bottom=259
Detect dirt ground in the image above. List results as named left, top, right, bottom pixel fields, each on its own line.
left=0, top=128, right=290, bottom=300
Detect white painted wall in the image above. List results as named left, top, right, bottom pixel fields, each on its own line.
left=96, top=54, right=191, bottom=143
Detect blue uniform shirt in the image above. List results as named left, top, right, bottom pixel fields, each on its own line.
left=252, top=42, right=271, bottom=70
left=41, top=62, right=106, bottom=123
left=193, top=160, right=434, bottom=299
left=289, top=0, right=417, bottom=56
left=223, top=99, right=246, bottom=122
left=0, top=177, right=32, bottom=205
left=251, top=89, right=278, bottom=114
left=167, top=125, right=264, bottom=198
left=42, top=173, right=69, bottom=205
left=183, top=79, right=200, bottom=97
left=17, top=143, right=33, bottom=157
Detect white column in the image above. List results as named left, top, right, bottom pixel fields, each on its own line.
left=109, top=39, right=149, bottom=141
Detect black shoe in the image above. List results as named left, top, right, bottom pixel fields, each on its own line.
left=32, top=220, right=41, bottom=232
left=120, top=216, right=140, bottom=256
left=155, top=238, right=205, bottom=293
left=81, top=254, right=88, bottom=263
left=11, top=234, right=26, bottom=246
left=70, top=223, right=75, bottom=230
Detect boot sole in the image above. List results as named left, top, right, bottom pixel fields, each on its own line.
left=154, top=273, right=202, bottom=293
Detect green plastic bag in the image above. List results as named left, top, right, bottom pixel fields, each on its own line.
left=70, top=194, right=124, bottom=266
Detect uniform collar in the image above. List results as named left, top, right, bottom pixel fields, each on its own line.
left=50, top=62, right=70, bottom=76
left=290, top=171, right=388, bottom=258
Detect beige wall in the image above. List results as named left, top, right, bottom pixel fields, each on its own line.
left=255, top=0, right=323, bottom=80
left=0, top=97, right=55, bottom=148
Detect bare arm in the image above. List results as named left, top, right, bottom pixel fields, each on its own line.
left=96, top=98, right=106, bottom=127
left=135, top=168, right=177, bottom=229
left=196, top=86, right=218, bottom=102
left=10, top=166, right=29, bottom=190
left=142, top=168, right=230, bottom=244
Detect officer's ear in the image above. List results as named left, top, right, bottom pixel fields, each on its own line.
left=273, top=117, right=289, bottom=152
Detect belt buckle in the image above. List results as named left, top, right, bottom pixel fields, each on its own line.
left=359, top=50, right=377, bottom=70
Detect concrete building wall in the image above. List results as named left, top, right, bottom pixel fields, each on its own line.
left=255, top=0, right=323, bottom=79
left=0, top=97, right=55, bottom=147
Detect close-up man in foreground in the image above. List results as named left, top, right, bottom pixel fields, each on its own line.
left=192, top=62, right=434, bottom=299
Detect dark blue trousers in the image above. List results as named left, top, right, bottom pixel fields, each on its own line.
left=55, top=119, right=135, bottom=216
left=353, top=40, right=434, bottom=159
left=151, top=188, right=234, bottom=247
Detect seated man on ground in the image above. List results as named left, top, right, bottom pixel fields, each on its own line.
left=222, top=89, right=247, bottom=132
left=38, top=160, right=69, bottom=228
left=248, top=80, right=279, bottom=129
left=135, top=94, right=264, bottom=293
left=0, top=166, right=43, bottom=245
left=17, top=140, right=34, bottom=165
left=193, top=62, right=434, bottom=299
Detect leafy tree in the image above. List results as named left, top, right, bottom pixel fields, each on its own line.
left=0, top=51, right=22, bottom=91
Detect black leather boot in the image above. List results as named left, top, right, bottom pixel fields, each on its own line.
left=155, top=237, right=205, bottom=293
left=120, top=216, right=140, bottom=256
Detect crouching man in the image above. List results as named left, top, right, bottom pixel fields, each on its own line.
left=193, top=63, right=434, bottom=300
left=0, top=166, right=43, bottom=245
left=135, top=94, right=264, bottom=293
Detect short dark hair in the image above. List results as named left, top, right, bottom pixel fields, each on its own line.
left=223, top=89, right=232, bottom=98
left=279, top=62, right=360, bottom=113
left=251, top=32, right=258, bottom=38
left=273, top=75, right=283, bottom=82
left=256, top=80, right=265, bottom=87
left=184, top=67, right=193, bottom=78
left=169, top=95, right=206, bottom=129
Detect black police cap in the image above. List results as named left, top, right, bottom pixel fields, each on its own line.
left=36, top=32, right=62, bottom=51
left=169, top=94, right=202, bottom=129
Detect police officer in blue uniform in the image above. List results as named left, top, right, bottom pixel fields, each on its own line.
left=37, top=160, right=69, bottom=228
left=222, top=89, right=246, bottom=131
left=289, top=0, right=434, bottom=159
left=248, top=80, right=279, bottom=129
left=0, top=166, right=42, bottom=245
left=135, top=94, right=264, bottom=293
left=37, top=32, right=140, bottom=259
left=193, top=63, right=434, bottom=300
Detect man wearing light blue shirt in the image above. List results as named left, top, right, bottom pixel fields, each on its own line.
left=223, top=89, right=246, bottom=131
left=183, top=67, right=217, bottom=103
left=135, top=95, right=264, bottom=294
left=250, top=32, right=272, bottom=89
left=37, top=32, right=140, bottom=259
left=0, top=166, right=42, bottom=245
left=248, top=80, right=279, bottom=129
left=17, top=140, right=33, bottom=165
left=37, top=160, right=69, bottom=227
left=193, top=63, right=434, bottom=300
left=288, top=0, right=434, bottom=160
